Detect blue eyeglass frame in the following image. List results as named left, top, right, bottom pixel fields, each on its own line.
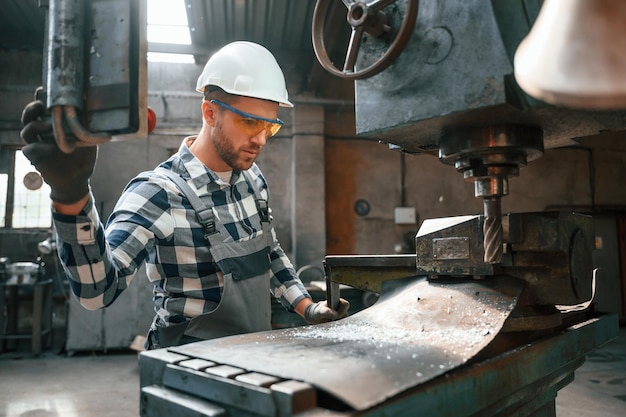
left=210, top=99, right=284, bottom=126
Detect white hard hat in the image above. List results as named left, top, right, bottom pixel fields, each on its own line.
left=196, top=41, right=293, bottom=107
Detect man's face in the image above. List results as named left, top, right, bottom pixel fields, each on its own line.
left=211, top=97, right=281, bottom=171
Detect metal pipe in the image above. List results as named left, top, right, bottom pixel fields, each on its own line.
left=51, top=106, right=74, bottom=154
left=64, top=106, right=111, bottom=145
left=47, top=1, right=113, bottom=152
left=47, top=0, right=84, bottom=109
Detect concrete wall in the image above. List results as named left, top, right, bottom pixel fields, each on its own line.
left=325, top=138, right=626, bottom=255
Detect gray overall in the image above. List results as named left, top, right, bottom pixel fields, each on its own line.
left=149, top=168, right=274, bottom=348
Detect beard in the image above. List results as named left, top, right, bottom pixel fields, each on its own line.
left=212, top=118, right=261, bottom=171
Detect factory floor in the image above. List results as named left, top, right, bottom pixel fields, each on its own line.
left=0, top=306, right=624, bottom=417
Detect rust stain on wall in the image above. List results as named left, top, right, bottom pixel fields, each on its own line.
left=325, top=140, right=366, bottom=254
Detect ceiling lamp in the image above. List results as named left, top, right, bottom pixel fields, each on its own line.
left=514, top=0, right=626, bottom=110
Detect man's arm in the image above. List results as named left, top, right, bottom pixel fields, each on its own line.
left=267, top=230, right=350, bottom=324
left=52, top=196, right=124, bottom=310
left=20, top=98, right=137, bottom=310
left=52, top=179, right=167, bottom=310
left=294, top=297, right=314, bottom=317
left=52, top=194, right=90, bottom=215
left=20, top=99, right=97, bottom=206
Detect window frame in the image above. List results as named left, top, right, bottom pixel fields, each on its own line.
left=1, top=146, right=52, bottom=229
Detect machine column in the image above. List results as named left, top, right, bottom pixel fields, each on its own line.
left=291, top=104, right=326, bottom=274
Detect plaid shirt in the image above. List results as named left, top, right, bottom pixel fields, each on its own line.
left=53, top=137, right=310, bottom=328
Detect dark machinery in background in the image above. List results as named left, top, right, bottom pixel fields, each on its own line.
left=36, top=0, right=148, bottom=153
left=139, top=1, right=624, bottom=416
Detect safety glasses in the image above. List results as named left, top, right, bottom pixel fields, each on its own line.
left=210, top=99, right=284, bottom=138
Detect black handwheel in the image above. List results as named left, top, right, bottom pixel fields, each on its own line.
left=312, top=0, right=419, bottom=80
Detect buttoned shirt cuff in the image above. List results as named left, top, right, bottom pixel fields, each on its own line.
left=52, top=195, right=101, bottom=245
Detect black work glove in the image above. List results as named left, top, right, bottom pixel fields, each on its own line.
left=20, top=100, right=97, bottom=205
left=304, top=298, right=350, bottom=325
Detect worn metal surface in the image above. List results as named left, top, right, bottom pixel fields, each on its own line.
left=325, top=212, right=595, bottom=307
left=354, top=0, right=626, bottom=152
left=504, top=211, right=595, bottom=306
left=139, top=314, right=619, bottom=416
left=356, top=314, right=619, bottom=417
left=36, top=0, right=148, bottom=140
left=171, top=275, right=523, bottom=411
left=47, top=0, right=84, bottom=109
left=141, top=385, right=227, bottom=417
left=85, top=0, right=147, bottom=138
left=412, top=211, right=595, bottom=307
left=415, top=215, right=495, bottom=276
left=325, top=254, right=417, bottom=293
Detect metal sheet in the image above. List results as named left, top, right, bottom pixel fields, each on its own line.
left=171, top=276, right=524, bottom=411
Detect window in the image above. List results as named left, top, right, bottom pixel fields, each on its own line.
left=147, top=0, right=195, bottom=63
left=0, top=150, right=51, bottom=228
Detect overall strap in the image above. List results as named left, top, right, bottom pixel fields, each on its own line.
left=241, top=170, right=270, bottom=224
left=155, top=168, right=217, bottom=239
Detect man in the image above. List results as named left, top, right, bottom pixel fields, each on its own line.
left=20, top=41, right=349, bottom=349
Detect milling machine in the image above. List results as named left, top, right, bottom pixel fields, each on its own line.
left=30, top=0, right=148, bottom=151
left=139, top=1, right=623, bottom=416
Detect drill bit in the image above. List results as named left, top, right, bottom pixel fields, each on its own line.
left=483, top=196, right=503, bottom=264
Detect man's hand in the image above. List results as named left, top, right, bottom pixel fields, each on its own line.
left=20, top=99, right=97, bottom=205
left=304, top=298, right=350, bottom=325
